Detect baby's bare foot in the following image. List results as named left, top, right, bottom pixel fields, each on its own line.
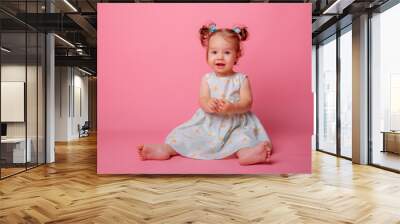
left=136, top=144, right=175, bottom=160
left=237, top=142, right=272, bottom=165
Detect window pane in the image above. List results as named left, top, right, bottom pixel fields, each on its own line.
left=318, top=36, right=337, bottom=154
left=371, top=3, right=400, bottom=171
left=340, top=28, right=352, bottom=158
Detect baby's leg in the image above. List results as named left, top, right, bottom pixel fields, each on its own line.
left=235, top=141, right=272, bottom=165
left=137, top=144, right=178, bottom=160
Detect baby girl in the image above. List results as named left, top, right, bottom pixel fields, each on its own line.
left=137, top=23, right=272, bottom=165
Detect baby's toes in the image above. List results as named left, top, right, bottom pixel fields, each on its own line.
left=266, top=153, right=271, bottom=162
left=265, top=145, right=272, bottom=162
left=266, top=145, right=271, bottom=154
left=139, top=150, right=145, bottom=160
left=137, top=145, right=145, bottom=160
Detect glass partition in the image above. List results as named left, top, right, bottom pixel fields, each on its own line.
left=0, top=1, right=46, bottom=179
left=317, top=35, right=337, bottom=154
left=27, top=30, right=38, bottom=169
left=1, top=30, right=28, bottom=177
left=339, top=27, right=352, bottom=158
left=371, top=3, right=400, bottom=171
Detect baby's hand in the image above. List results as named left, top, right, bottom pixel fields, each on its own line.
left=206, top=98, right=219, bottom=113
left=216, top=99, right=234, bottom=115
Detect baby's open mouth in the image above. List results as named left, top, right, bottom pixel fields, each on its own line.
left=216, top=63, right=225, bottom=66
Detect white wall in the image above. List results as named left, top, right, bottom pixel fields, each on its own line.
left=1, top=65, right=26, bottom=135
left=1, top=65, right=42, bottom=137
left=55, top=66, right=69, bottom=141
left=55, top=67, right=89, bottom=141
left=72, top=73, right=89, bottom=137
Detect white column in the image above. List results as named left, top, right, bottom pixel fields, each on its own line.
left=45, top=0, right=55, bottom=163
left=55, top=67, right=73, bottom=141
left=46, top=33, right=55, bottom=163
left=352, top=14, right=369, bottom=164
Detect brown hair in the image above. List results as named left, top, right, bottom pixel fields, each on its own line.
left=199, top=23, right=249, bottom=60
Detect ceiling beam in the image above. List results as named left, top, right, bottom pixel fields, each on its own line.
left=312, top=15, right=335, bottom=33
left=55, top=55, right=96, bottom=70
left=67, top=13, right=97, bottom=44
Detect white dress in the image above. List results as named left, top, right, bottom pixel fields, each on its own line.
left=165, top=72, right=270, bottom=160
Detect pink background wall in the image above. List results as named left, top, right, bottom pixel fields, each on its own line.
left=98, top=3, right=312, bottom=174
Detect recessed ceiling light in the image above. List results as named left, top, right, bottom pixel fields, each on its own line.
left=323, top=0, right=355, bottom=15
left=1, top=47, right=11, bottom=53
left=63, top=0, right=78, bottom=12
left=78, top=67, right=93, bottom=76
left=54, top=34, right=75, bottom=48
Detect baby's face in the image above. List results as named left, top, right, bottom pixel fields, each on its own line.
left=207, top=34, right=238, bottom=76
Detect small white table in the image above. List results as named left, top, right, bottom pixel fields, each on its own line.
left=1, top=138, right=32, bottom=163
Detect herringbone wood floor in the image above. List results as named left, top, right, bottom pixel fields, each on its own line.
left=1, top=134, right=400, bottom=224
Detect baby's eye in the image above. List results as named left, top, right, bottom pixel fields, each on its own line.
left=211, top=51, right=217, bottom=54
left=224, top=51, right=231, bottom=55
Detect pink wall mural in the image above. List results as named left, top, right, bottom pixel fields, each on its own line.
left=97, top=3, right=312, bottom=174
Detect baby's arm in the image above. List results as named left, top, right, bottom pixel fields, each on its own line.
left=233, top=77, right=253, bottom=113
left=199, top=76, right=219, bottom=113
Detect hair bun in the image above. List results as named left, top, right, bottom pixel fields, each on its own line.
left=199, top=23, right=216, bottom=47
left=237, top=26, right=249, bottom=41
